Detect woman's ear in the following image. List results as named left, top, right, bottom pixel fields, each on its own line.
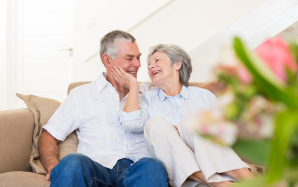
left=175, top=61, right=183, bottom=71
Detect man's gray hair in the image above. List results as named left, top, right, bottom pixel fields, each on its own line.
left=100, top=30, right=136, bottom=63
left=147, top=44, right=192, bottom=87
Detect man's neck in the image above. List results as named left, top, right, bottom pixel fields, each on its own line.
left=106, top=73, right=129, bottom=102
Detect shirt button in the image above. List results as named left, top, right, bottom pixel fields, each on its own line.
left=126, top=144, right=128, bottom=147
left=125, top=131, right=127, bottom=133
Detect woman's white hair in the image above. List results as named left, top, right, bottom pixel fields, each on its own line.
left=147, top=44, right=192, bottom=86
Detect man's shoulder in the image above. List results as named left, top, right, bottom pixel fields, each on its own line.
left=69, top=81, right=95, bottom=95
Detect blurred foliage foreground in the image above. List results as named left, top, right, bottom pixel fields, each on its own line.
left=194, top=36, right=298, bottom=187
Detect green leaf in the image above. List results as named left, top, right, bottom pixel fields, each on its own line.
left=284, top=168, right=298, bottom=182
left=233, top=37, right=298, bottom=108
left=289, top=40, right=298, bottom=64
left=232, top=139, right=270, bottom=166
left=267, top=110, right=298, bottom=183
left=233, top=175, right=267, bottom=187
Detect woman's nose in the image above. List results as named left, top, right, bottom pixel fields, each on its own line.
left=148, top=63, right=155, bottom=69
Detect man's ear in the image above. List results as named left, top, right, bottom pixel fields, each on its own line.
left=102, top=54, right=112, bottom=68
left=175, top=61, right=183, bottom=71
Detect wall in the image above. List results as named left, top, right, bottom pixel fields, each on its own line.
left=73, top=0, right=267, bottom=82
left=0, top=0, right=7, bottom=110
left=188, top=0, right=298, bottom=82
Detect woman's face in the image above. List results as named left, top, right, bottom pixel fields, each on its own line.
left=148, top=51, right=180, bottom=87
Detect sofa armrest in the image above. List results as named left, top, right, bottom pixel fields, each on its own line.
left=0, top=109, right=34, bottom=174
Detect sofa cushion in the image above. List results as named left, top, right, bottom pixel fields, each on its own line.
left=0, top=171, right=50, bottom=187
left=0, top=109, right=34, bottom=173
left=16, top=94, right=79, bottom=175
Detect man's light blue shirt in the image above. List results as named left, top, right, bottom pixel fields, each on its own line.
left=117, top=86, right=217, bottom=133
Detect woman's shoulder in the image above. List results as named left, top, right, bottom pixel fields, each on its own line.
left=139, top=89, right=159, bottom=107
left=187, top=86, right=217, bottom=99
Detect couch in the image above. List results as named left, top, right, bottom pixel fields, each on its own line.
left=0, top=82, right=264, bottom=187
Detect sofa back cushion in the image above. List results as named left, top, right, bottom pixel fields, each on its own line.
left=16, top=94, right=79, bottom=174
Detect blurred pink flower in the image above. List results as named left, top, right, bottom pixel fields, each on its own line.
left=217, top=65, right=252, bottom=84
left=192, top=111, right=238, bottom=146
left=240, top=96, right=275, bottom=139
left=256, top=36, right=297, bottom=82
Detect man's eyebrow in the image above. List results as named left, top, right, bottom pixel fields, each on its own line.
left=124, top=53, right=142, bottom=58
left=124, top=54, right=134, bottom=58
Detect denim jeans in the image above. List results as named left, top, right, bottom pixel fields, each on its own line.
left=50, top=153, right=168, bottom=187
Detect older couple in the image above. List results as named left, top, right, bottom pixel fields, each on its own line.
left=39, top=30, right=252, bottom=187
left=113, top=44, right=253, bottom=187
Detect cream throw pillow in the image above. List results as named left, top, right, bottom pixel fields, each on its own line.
left=16, top=93, right=79, bottom=174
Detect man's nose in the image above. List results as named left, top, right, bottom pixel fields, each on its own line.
left=132, top=58, right=141, bottom=68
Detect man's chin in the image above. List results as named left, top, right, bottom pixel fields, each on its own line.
left=129, top=73, right=137, bottom=78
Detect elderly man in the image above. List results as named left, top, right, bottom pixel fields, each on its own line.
left=38, top=30, right=169, bottom=187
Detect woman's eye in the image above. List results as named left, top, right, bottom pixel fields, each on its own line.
left=155, top=59, right=159, bottom=62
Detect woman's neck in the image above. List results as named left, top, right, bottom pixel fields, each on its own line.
left=158, top=80, right=183, bottom=97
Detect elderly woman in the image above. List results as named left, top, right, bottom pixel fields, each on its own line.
left=111, top=44, right=253, bottom=187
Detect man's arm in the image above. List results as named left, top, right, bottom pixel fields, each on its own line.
left=200, top=80, right=227, bottom=96
left=38, top=130, right=60, bottom=181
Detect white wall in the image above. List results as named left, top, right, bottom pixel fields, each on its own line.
left=73, top=0, right=267, bottom=82
left=188, top=0, right=298, bottom=82
left=0, top=0, right=7, bottom=110
left=280, top=21, right=298, bottom=42
left=73, top=0, right=170, bottom=82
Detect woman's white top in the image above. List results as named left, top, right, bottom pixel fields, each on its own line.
left=118, top=86, right=217, bottom=132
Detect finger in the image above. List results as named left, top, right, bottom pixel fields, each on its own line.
left=45, top=173, right=50, bottom=181
left=111, top=66, right=121, bottom=80
left=112, top=71, right=120, bottom=82
left=116, top=65, right=127, bottom=75
left=113, top=66, right=124, bottom=78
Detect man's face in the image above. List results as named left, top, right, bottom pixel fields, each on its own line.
left=110, top=41, right=141, bottom=78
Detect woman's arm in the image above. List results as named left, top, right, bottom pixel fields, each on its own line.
left=111, top=65, right=139, bottom=113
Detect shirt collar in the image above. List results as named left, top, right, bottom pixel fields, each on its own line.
left=95, top=72, right=110, bottom=93
left=180, top=85, right=189, bottom=99
left=158, top=85, right=189, bottom=101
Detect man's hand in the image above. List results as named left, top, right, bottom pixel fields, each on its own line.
left=44, top=164, right=56, bottom=181
left=111, top=65, right=138, bottom=89
left=45, top=171, right=51, bottom=181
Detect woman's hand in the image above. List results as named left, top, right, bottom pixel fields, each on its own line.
left=111, top=65, right=138, bottom=89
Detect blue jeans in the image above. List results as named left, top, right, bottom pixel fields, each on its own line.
left=50, top=153, right=168, bottom=187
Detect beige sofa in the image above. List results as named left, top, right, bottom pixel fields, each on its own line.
left=0, top=82, right=263, bottom=187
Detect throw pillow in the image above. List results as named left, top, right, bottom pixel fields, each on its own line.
left=16, top=93, right=78, bottom=174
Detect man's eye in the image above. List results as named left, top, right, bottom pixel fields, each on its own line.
left=127, top=58, right=132, bottom=61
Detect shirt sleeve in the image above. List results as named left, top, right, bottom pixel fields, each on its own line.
left=43, top=89, right=80, bottom=141
left=117, top=94, right=150, bottom=133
